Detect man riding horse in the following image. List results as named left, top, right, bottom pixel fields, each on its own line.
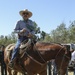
left=8, top=9, right=35, bottom=69
left=6, top=9, right=71, bottom=75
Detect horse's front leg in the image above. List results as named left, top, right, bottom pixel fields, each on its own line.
left=26, top=71, right=34, bottom=75
left=27, top=73, right=34, bottom=75
left=55, top=58, right=69, bottom=75
left=13, top=71, right=18, bottom=75
left=7, top=67, right=12, bottom=75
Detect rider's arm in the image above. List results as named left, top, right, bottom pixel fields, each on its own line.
left=27, top=21, right=35, bottom=38
left=14, top=21, right=27, bottom=34
left=14, top=21, right=21, bottom=33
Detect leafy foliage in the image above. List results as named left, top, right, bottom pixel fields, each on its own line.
left=1, top=20, right=75, bottom=46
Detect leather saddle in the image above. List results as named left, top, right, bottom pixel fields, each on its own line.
left=7, top=39, right=34, bottom=60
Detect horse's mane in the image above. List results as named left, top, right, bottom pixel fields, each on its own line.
left=36, top=41, right=61, bottom=46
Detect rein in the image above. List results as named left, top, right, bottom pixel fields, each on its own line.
left=34, top=45, right=46, bottom=63
left=21, top=40, right=46, bottom=65
left=25, top=51, right=46, bottom=65
left=55, top=46, right=65, bottom=58
left=25, top=41, right=46, bottom=65
left=32, top=41, right=46, bottom=63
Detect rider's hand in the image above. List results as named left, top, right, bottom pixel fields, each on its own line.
left=20, top=28, right=27, bottom=33
left=28, top=33, right=33, bottom=38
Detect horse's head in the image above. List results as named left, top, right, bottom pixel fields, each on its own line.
left=61, top=44, right=71, bottom=60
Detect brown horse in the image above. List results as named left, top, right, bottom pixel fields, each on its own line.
left=4, top=44, right=18, bottom=75
left=4, top=41, right=71, bottom=75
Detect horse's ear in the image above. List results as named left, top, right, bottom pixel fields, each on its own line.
left=70, top=49, right=74, bottom=53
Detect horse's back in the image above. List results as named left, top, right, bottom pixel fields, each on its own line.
left=35, top=42, right=63, bottom=51
left=35, top=42, right=62, bottom=47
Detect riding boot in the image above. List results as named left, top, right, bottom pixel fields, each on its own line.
left=8, top=46, right=19, bottom=69
left=8, top=58, right=16, bottom=69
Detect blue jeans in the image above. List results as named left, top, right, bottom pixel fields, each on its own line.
left=11, top=36, right=28, bottom=62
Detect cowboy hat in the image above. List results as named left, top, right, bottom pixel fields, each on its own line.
left=19, top=9, right=32, bottom=18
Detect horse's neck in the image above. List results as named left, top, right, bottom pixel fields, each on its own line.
left=33, top=43, right=57, bottom=62
left=38, top=49, right=56, bottom=61
left=34, top=43, right=62, bottom=61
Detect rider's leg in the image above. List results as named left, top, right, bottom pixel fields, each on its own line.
left=10, top=36, right=28, bottom=62
left=8, top=36, right=28, bottom=68
left=8, top=38, right=21, bottom=68
left=10, top=38, right=21, bottom=62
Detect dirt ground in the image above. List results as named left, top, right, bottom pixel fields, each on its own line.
left=68, top=72, right=73, bottom=75
left=68, top=70, right=74, bottom=75
left=0, top=66, right=74, bottom=75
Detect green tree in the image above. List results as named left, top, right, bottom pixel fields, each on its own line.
left=51, top=22, right=68, bottom=43
left=40, top=31, right=46, bottom=41
left=68, top=21, right=75, bottom=43
left=43, top=34, right=52, bottom=42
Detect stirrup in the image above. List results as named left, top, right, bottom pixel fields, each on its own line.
left=8, top=62, right=14, bottom=69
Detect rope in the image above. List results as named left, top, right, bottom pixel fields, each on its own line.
left=32, top=40, right=46, bottom=63
left=55, top=46, right=64, bottom=59
left=21, top=39, right=46, bottom=65
left=25, top=51, right=46, bottom=65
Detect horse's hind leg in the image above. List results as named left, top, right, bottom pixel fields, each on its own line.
left=39, top=69, right=47, bottom=75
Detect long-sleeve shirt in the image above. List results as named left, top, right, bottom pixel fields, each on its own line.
left=14, top=19, right=35, bottom=36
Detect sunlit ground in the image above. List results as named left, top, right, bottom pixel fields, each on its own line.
left=0, top=66, right=74, bottom=75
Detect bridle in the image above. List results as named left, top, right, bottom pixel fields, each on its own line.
left=55, top=46, right=71, bottom=74
left=55, top=45, right=70, bottom=59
